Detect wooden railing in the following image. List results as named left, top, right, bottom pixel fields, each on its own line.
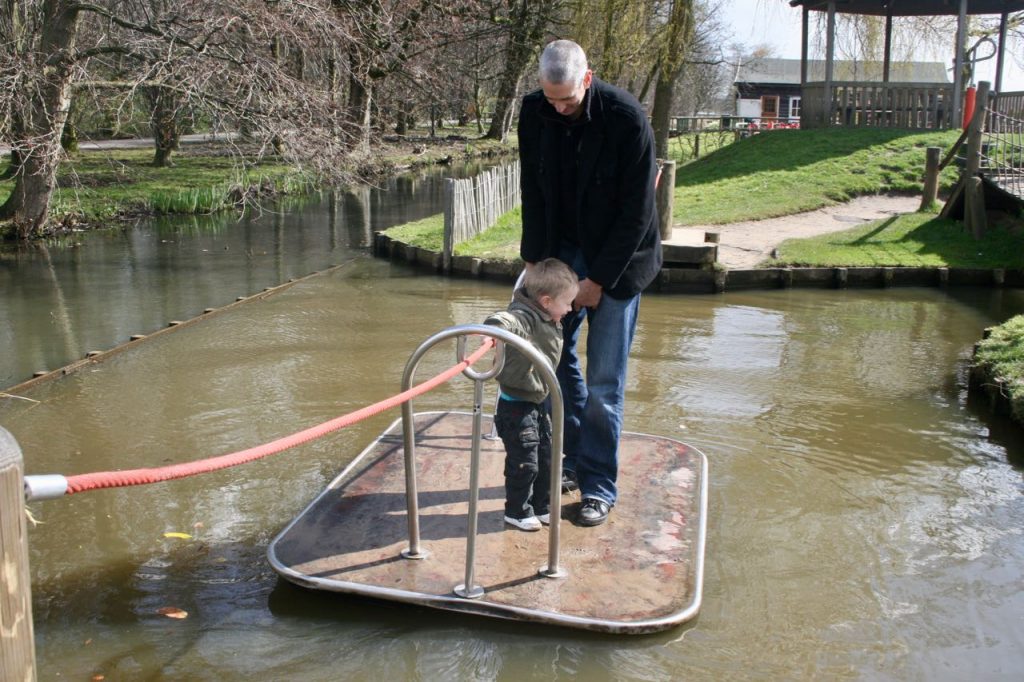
left=801, top=82, right=954, bottom=130
left=982, top=90, right=1024, bottom=202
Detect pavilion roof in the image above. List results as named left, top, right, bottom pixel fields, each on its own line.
left=789, top=1, right=1024, bottom=16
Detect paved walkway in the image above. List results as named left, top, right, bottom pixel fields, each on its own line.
left=667, top=194, right=922, bottom=269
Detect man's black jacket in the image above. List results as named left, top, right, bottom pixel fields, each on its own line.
left=517, top=77, right=662, bottom=299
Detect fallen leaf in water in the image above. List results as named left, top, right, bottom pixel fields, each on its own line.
left=91, top=675, right=105, bottom=681
left=157, top=607, right=188, bottom=619
left=163, top=532, right=192, bottom=540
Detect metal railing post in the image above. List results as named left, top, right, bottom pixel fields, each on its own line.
left=398, top=325, right=568, bottom=591
left=453, top=339, right=497, bottom=598
left=1, top=427, right=37, bottom=681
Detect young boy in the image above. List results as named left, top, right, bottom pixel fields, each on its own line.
left=485, top=258, right=579, bottom=531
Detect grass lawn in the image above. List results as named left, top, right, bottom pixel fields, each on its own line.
left=672, top=128, right=962, bottom=224
left=0, top=124, right=516, bottom=230
left=973, top=315, right=1024, bottom=421
left=384, top=207, right=523, bottom=261
left=772, top=211, right=1024, bottom=269
left=43, top=148, right=307, bottom=221
left=385, top=127, right=1005, bottom=269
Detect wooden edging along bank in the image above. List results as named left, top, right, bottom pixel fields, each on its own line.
left=372, top=232, right=1022, bottom=294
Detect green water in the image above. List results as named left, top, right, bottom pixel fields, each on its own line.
left=3, top=260, right=1022, bottom=679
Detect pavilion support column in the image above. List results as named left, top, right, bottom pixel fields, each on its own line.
left=800, top=6, right=808, bottom=87
left=952, top=0, right=968, bottom=127
left=883, top=11, right=893, bottom=83
left=994, top=12, right=1008, bottom=93
left=825, top=1, right=836, bottom=125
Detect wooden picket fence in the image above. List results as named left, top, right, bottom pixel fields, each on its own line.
left=442, top=162, right=521, bottom=270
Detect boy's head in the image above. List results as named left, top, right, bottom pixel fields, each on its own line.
left=524, top=258, right=579, bottom=323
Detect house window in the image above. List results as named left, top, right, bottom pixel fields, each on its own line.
left=789, top=97, right=801, bottom=119
left=760, top=96, right=779, bottom=118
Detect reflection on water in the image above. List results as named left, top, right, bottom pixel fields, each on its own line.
left=0, top=163, right=489, bottom=389
left=2, top=261, right=1022, bottom=679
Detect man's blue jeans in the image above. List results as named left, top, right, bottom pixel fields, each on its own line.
left=556, top=243, right=640, bottom=506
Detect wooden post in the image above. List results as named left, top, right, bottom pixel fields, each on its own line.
left=1, top=427, right=36, bottom=681
left=655, top=160, right=676, bottom=241
left=921, top=146, right=941, bottom=210
left=963, top=81, right=990, bottom=238
left=442, top=178, right=455, bottom=273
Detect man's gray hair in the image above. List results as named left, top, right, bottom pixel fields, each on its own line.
left=539, top=40, right=588, bottom=86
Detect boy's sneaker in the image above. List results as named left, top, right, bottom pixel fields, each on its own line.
left=536, top=513, right=551, bottom=525
left=560, top=470, right=579, bottom=494
left=504, top=515, right=542, bottom=531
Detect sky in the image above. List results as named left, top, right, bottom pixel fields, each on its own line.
left=718, top=0, right=1024, bottom=92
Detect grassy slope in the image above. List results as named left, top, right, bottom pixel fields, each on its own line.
left=389, top=127, right=1022, bottom=269
left=773, top=211, right=1024, bottom=269
left=672, top=128, right=961, bottom=224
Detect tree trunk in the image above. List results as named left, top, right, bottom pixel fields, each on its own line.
left=146, top=86, right=181, bottom=167
left=651, top=71, right=674, bottom=161
left=347, top=72, right=372, bottom=154
left=0, top=0, right=81, bottom=239
left=0, top=149, right=23, bottom=181
left=650, top=0, right=694, bottom=161
left=344, top=42, right=374, bottom=154
left=485, top=0, right=554, bottom=141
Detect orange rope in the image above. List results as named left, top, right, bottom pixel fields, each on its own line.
left=63, top=338, right=496, bottom=495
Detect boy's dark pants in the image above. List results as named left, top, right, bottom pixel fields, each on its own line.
left=494, top=398, right=552, bottom=519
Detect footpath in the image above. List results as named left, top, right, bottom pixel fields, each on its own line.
left=376, top=192, right=1021, bottom=293
left=665, top=194, right=922, bottom=269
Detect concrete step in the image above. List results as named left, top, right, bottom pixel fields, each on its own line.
left=662, top=227, right=718, bottom=266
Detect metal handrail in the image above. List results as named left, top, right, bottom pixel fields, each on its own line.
left=398, top=324, right=567, bottom=598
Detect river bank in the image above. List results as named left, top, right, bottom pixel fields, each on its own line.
left=0, top=128, right=516, bottom=239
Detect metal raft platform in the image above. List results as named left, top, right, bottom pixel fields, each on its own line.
left=267, top=326, right=708, bottom=634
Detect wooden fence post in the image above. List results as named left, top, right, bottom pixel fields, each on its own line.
left=656, top=160, right=676, bottom=241
left=921, top=146, right=941, bottom=210
left=963, top=80, right=990, bottom=238
left=442, top=178, right=455, bottom=273
left=1, top=427, right=36, bottom=682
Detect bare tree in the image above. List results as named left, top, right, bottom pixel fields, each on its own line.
left=2, top=1, right=362, bottom=237
left=569, top=0, right=657, bottom=92
left=649, top=0, right=695, bottom=160
left=675, top=4, right=729, bottom=117
left=1, top=0, right=86, bottom=238
left=484, top=0, right=559, bottom=141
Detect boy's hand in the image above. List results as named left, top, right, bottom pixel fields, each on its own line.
left=574, top=278, right=602, bottom=310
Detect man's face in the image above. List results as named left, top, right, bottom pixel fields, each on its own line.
left=540, top=70, right=592, bottom=119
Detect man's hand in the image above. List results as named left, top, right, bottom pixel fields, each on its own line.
left=574, top=278, right=602, bottom=310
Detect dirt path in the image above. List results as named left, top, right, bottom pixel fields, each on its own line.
left=689, top=194, right=922, bottom=269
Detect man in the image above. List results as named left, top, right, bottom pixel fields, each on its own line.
left=517, top=39, right=662, bottom=527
